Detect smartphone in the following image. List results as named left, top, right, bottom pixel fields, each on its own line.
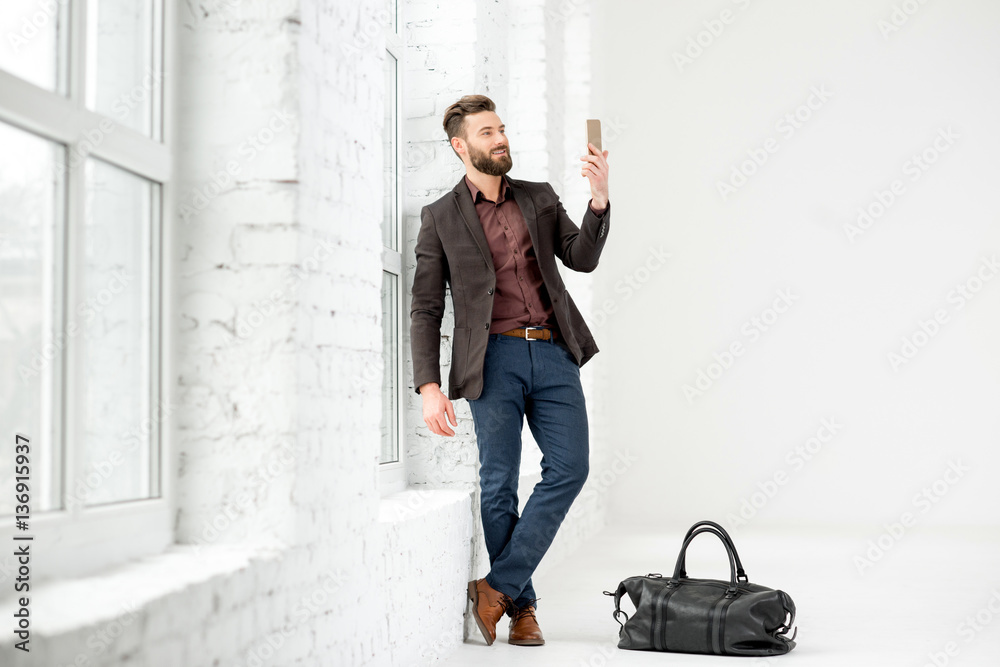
left=586, top=119, right=602, bottom=154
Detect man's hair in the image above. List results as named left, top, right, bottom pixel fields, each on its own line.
left=443, top=94, right=496, bottom=158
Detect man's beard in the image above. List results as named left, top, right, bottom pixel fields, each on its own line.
left=469, top=142, right=513, bottom=176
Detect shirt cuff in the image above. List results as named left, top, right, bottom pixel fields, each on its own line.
left=589, top=199, right=609, bottom=216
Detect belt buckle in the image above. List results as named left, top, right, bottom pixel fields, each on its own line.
left=524, top=326, right=544, bottom=341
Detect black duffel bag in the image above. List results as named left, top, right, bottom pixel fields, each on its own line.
left=605, top=520, right=797, bottom=656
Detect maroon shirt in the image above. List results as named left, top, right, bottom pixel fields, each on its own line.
left=465, top=174, right=559, bottom=335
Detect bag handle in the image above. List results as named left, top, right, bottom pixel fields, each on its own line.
left=677, top=520, right=748, bottom=583
left=669, top=526, right=741, bottom=595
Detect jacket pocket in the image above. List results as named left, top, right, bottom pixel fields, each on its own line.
left=450, top=327, right=471, bottom=387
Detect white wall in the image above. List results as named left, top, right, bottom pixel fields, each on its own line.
left=593, top=0, right=1000, bottom=532
left=0, top=1, right=611, bottom=665
left=0, top=2, right=471, bottom=665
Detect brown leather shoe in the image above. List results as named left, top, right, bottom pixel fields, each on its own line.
left=467, top=579, right=514, bottom=646
left=508, top=605, right=545, bottom=646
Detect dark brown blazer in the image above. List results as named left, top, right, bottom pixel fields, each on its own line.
left=410, top=174, right=611, bottom=400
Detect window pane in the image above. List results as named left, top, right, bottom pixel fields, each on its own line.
left=0, top=0, right=66, bottom=92
left=0, top=121, right=63, bottom=515
left=86, top=0, right=156, bottom=136
left=380, top=271, right=398, bottom=464
left=79, top=158, right=154, bottom=506
left=382, top=51, right=397, bottom=251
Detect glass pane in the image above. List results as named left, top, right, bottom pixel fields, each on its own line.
left=382, top=51, right=397, bottom=251
left=0, top=121, right=63, bottom=515
left=79, top=158, right=154, bottom=506
left=0, top=0, right=66, bottom=92
left=380, top=271, right=398, bottom=464
left=87, top=0, right=156, bottom=136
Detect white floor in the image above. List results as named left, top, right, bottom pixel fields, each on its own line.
left=438, top=523, right=1000, bottom=666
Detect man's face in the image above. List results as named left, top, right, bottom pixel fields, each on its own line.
left=458, top=111, right=512, bottom=176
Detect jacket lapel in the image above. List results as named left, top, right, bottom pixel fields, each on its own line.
left=509, top=177, right=539, bottom=252
left=452, top=176, right=492, bottom=271
left=450, top=174, right=539, bottom=271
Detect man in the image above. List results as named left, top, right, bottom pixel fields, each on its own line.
left=410, top=94, right=611, bottom=647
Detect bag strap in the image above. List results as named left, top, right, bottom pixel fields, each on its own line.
left=670, top=526, right=740, bottom=595
left=602, top=582, right=630, bottom=630
left=775, top=590, right=798, bottom=645
left=677, top=520, right=748, bottom=583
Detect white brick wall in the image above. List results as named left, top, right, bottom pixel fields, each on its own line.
left=0, top=1, right=605, bottom=664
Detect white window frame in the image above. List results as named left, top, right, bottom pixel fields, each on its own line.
left=0, top=0, right=174, bottom=581
left=380, top=2, right=406, bottom=495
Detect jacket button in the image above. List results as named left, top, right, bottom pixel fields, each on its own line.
left=484, top=323, right=489, bottom=329
left=488, top=288, right=493, bottom=294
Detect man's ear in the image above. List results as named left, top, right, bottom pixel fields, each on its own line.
left=451, top=136, right=464, bottom=155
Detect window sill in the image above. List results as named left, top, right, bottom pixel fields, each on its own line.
left=378, top=487, right=472, bottom=524
left=0, top=539, right=288, bottom=641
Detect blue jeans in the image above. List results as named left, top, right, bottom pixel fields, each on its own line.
left=467, top=331, right=590, bottom=613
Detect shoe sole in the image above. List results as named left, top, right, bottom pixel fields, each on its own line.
left=467, top=580, right=495, bottom=646
left=509, top=638, right=545, bottom=646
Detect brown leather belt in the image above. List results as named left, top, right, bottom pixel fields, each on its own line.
left=500, top=326, right=557, bottom=341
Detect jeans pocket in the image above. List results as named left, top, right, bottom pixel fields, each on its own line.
left=560, top=341, right=576, bottom=362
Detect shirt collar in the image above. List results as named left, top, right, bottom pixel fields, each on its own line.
left=465, top=174, right=511, bottom=204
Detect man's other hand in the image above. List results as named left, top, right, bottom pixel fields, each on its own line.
left=420, top=382, right=457, bottom=436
